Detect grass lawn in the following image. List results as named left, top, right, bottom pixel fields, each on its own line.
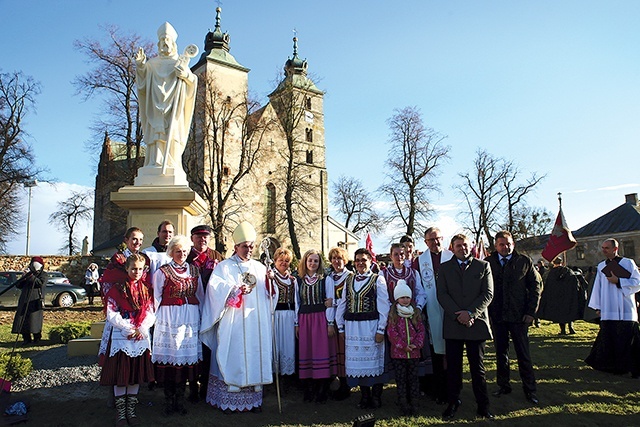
left=1, top=315, right=639, bottom=426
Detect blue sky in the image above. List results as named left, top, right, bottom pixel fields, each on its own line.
left=2, top=0, right=639, bottom=255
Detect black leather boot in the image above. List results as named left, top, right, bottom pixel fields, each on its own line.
left=174, top=382, right=188, bottom=415
left=358, top=386, right=372, bottom=409
left=371, top=383, right=383, bottom=409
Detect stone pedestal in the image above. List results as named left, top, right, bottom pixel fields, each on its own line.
left=111, top=185, right=207, bottom=240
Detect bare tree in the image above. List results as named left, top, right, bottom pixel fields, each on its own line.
left=49, top=191, right=93, bottom=255
left=73, top=25, right=154, bottom=180
left=379, top=106, right=450, bottom=238
left=185, top=76, right=273, bottom=253
left=502, top=164, right=546, bottom=233
left=509, top=205, right=553, bottom=240
left=332, top=175, right=383, bottom=234
left=0, top=71, right=44, bottom=252
left=455, top=149, right=508, bottom=249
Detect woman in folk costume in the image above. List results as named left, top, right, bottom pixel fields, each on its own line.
left=100, top=254, right=155, bottom=427
left=152, top=235, right=204, bottom=416
left=296, top=249, right=337, bottom=403
left=386, top=280, right=425, bottom=416
left=200, top=221, right=278, bottom=414
left=270, top=247, right=297, bottom=378
left=99, top=228, right=150, bottom=366
left=12, top=257, right=47, bottom=345
left=325, top=246, right=354, bottom=400
left=336, top=248, right=391, bottom=409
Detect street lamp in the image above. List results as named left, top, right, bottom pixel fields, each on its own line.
left=24, top=180, right=38, bottom=255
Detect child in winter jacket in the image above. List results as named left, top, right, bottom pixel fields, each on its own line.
left=386, top=279, right=425, bottom=416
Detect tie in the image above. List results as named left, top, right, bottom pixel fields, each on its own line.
left=501, top=257, right=508, bottom=266
left=460, top=261, right=467, bottom=271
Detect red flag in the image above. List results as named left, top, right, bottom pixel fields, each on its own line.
left=541, top=207, right=577, bottom=262
left=365, top=233, right=377, bottom=262
left=472, top=236, right=489, bottom=259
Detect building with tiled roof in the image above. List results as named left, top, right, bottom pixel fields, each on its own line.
left=517, top=193, right=640, bottom=269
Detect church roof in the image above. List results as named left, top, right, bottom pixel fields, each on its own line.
left=573, top=195, right=640, bottom=237
left=193, top=7, right=249, bottom=72
left=270, top=36, right=323, bottom=96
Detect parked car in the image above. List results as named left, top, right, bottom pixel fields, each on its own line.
left=0, top=271, right=87, bottom=308
left=46, top=271, right=71, bottom=285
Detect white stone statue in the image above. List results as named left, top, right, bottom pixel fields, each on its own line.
left=134, top=22, right=198, bottom=186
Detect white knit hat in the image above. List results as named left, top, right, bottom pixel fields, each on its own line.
left=393, top=279, right=412, bottom=301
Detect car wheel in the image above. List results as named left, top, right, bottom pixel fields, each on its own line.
left=56, top=292, right=75, bottom=308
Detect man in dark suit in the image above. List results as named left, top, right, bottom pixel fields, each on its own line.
left=437, top=234, right=494, bottom=420
left=486, top=230, right=542, bottom=405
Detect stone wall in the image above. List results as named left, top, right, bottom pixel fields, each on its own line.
left=0, top=255, right=109, bottom=286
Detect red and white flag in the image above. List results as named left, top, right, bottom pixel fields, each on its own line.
left=365, top=233, right=377, bottom=263
left=541, top=206, right=577, bottom=262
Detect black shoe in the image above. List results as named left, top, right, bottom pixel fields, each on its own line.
left=525, top=392, right=539, bottom=405
left=492, top=387, right=512, bottom=397
left=476, top=408, right=495, bottom=419
left=442, top=400, right=461, bottom=420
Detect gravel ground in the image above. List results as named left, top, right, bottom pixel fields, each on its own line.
left=12, top=345, right=100, bottom=395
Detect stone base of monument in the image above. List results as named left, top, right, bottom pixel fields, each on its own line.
left=134, top=165, right=189, bottom=187
left=67, top=322, right=105, bottom=357
left=111, top=185, right=208, bottom=240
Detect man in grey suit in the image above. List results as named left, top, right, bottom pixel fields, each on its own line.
left=437, top=234, right=494, bottom=420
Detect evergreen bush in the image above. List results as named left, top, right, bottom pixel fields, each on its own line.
left=48, top=322, right=91, bottom=344
left=0, top=353, right=32, bottom=381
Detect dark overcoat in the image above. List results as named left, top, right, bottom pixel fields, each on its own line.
left=486, top=251, right=542, bottom=323
left=11, top=270, right=47, bottom=334
left=436, top=257, right=493, bottom=341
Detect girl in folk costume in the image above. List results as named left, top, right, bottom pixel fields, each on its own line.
left=152, top=235, right=204, bottom=416
left=99, top=254, right=155, bottom=427
left=296, top=249, right=337, bottom=403
left=386, top=280, right=425, bottom=416
left=325, top=247, right=354, bottom=400
left=336, top=248, right=391, bottom=410
left=99, top=228, right=151, bottom=366
left=270, top=247, right=297, bottom=377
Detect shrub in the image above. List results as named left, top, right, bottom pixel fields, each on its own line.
left=0, top=353, right=32, bottom=381
left=48, top=322, right=91, bottom=344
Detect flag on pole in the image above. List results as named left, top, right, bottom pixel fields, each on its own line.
left=541, top=206, right=577, bottom=262
left=365, top=233, right=377, bottom=263
left=472, top=235, right=489, bottom=259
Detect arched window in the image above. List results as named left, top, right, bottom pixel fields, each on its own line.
left=305, top=128, right=313, bottom=142
left=306, top=150, right=313, bottom=164
left=305, top=96, right=312, bottom=110
left=265, top=183, right=276, bottom=233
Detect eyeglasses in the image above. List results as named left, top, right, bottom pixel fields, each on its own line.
left=426, top=237, right=443, bottom=242
left=354, top=258, right=369, bottom=263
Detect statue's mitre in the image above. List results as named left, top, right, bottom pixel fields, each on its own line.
left=157, top=22, right=178, bottom=41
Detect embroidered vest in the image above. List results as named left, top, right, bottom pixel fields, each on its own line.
left=344, top=274, right=379, bottom=321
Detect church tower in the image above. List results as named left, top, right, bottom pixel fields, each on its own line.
left=266, top=36, right=329, bottom=258
left=186, top=7, right=329, bottom=258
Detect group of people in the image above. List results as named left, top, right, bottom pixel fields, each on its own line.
left=35, top=218, right=635, bottom=425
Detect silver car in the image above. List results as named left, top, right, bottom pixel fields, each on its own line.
left=0, top=271, right=87, bottom=308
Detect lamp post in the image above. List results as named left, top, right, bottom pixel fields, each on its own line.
left=24, top=180, right=38, bottom=255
